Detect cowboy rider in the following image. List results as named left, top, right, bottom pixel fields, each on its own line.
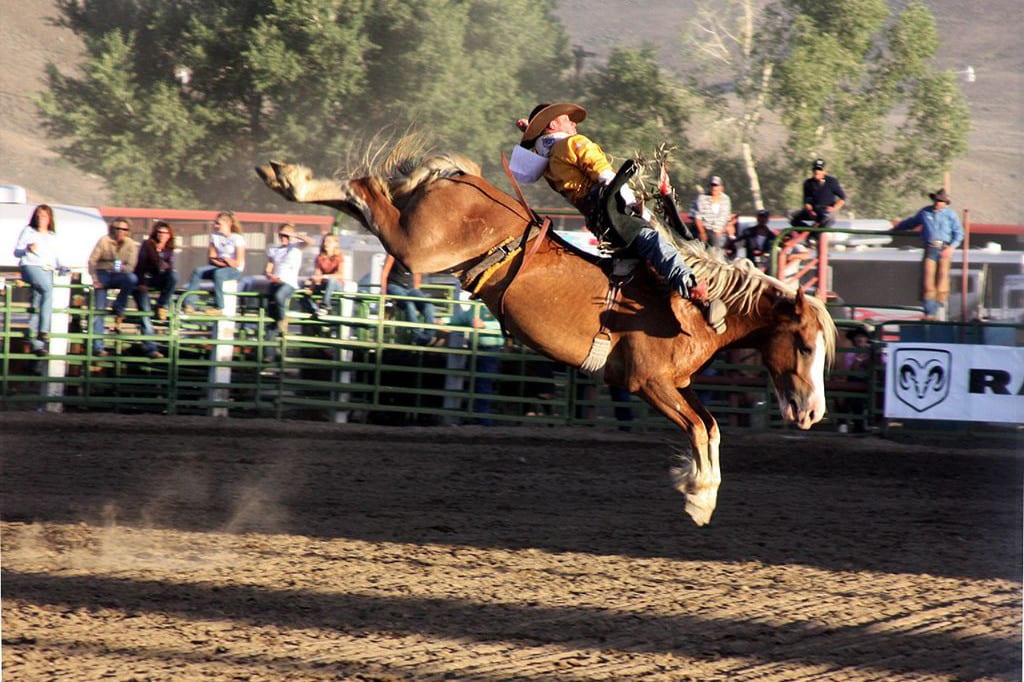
left=514, top=102, right=726, bottom=333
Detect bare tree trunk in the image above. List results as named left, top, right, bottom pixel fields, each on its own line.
left=741, top=142, right=764, bottom=210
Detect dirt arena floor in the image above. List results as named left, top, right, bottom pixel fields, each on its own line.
left=1, top=413, right=1021, bottom=681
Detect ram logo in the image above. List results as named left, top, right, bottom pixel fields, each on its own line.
left=894, top=348, right=952, bottom=412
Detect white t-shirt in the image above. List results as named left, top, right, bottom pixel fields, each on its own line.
left=210, top=232, right=246, bottom=269
left=267, top=244, right=303, bottom=288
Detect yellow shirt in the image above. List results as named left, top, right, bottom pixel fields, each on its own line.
left=544, top=134, right=614, bottom=209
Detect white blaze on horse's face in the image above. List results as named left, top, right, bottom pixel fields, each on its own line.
left=771, top=329, right=828, bottom=430
left=807, top=330, right=828, bottom=425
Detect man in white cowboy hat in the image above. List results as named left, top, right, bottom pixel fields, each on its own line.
left=514, top=102, right=725, bottom=333
left=894, top=188, right=964, bottom=320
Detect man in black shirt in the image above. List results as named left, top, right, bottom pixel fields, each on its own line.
left=790, top=158, right=846, bottom=228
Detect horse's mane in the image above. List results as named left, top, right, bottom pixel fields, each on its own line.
left=676, top=239, right=836, bottom=364
left=352, top=134, right=481, bottom=204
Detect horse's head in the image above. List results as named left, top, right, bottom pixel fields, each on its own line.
left=759, top=289, right=836, bottom=429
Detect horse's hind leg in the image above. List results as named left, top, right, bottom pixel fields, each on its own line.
left=637, top=379, right=720, bottom=526
left=255, top=162, right=348, bottom=205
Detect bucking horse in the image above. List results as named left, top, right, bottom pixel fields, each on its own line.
left=256, top=140, right=836, bottom=525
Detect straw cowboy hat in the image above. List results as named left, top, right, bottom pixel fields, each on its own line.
left=928, top=188, right=952, bottom=204
left=519, top=103, right=587, bottom=143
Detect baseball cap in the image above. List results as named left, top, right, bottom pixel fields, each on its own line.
left=708, top=175, right=722, bottom=186
left=812, top=158, right=826, bottom=170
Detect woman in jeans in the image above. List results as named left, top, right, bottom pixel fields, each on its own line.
left=182, top=211, right=246, bottom=314
left=13, top=204, right=64, bottom=356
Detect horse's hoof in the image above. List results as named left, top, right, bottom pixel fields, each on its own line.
left=684, top=499, right=714, bottom=526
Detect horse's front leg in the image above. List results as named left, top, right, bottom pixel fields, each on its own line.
left=637, top=379, right=720, bottom=526
left=673, top=387, right=721, bottom=524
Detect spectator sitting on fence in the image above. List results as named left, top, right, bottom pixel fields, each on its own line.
left=134, top=220, right=178, bottom=323
left=13, top=204, right=66, bottom=357
left=182, top=210, right=246, bottom=315
left=87, top=217, right=140, bottom=357
left=448, top=303, right=504, bottom=425
left=301, top=233, right=345, bottom=318
left=263, top=224, right=310, bottom=362
left=379, top=253, right=437, bottom=345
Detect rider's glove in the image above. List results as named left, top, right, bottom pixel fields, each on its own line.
left=677, top=271, right=698, bottom=298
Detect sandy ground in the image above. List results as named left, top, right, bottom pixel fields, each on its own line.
left=1, top=413, right=1021, bottom=681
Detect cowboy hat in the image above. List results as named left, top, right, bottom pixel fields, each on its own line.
left=520, top=103, right=587, bottom=143
left=928, top=188, right=952, bottom=204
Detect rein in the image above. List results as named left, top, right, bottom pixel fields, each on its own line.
left=445, top=160, right=551, bottom=302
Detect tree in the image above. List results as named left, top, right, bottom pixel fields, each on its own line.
left=680, top=0, right=969, bottom=218
left=573, top=45, right=696, bottom=200
left=764, top=0, right=969, bottom=217
left=37, top=0, right=571, bottom=209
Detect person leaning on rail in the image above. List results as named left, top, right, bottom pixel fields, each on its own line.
left=893, top=188, right=964, bottom=321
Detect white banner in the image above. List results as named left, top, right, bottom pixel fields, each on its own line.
left=884, top=343, right=1024, bottom=423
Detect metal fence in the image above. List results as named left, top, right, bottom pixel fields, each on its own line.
left=5, top=275, right=1011, bottom=433
left=0, top=278, right=798, bottom=431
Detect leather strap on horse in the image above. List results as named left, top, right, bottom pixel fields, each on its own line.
left=579, top=271, right=629, bottom=380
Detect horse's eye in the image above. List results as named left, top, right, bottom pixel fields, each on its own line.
left=795, top=336, right=813, bottom=356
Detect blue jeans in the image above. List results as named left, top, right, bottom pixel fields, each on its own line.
left=139, top=270, right=178, bottom=310
left=93, top=270, right=138, bottom=352
left=631, top=227, right=695, bottom=294
left=387, top=283, right=436, bottom=341
left=266, top=282, right=295, bottom=324
left=132, top=279, right=173, bottom=354
left=302, top=278, right=343, bottom=314
left=20, top=265, right=53, bottom=352
left=471, top=354, right=501, bottom=425
left=184, top=265, right=240, bottom=309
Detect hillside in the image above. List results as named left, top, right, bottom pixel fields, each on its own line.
left=0, top=0, right=1021, bottom=224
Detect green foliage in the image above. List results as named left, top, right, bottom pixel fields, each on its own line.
left=579, top=47, right=694, bottom=166
left=764, top=0, right=969, bottom=217
left=38, top=0, right=571, bottom=208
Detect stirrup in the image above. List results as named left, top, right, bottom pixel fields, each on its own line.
left=706, top=299, right=727, bottom=335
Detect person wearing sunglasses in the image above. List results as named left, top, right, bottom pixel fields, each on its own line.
left=134, top=221, right=178, bottom=323
left=87, top=218, right=140, bottom=357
